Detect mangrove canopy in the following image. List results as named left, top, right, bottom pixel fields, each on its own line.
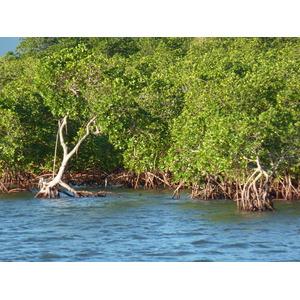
left=0, top=37, right=299, bottom=210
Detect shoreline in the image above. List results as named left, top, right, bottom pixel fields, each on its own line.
left=0, top=169, right=299, bottom=202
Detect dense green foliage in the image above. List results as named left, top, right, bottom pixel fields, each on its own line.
left=0, top=37, right=299, bottom=188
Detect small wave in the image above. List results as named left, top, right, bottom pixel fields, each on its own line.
left=193, top=259, right=214, bottom=262
left=23, top=236, right=74, bottom=243
left=270, top=249, right=287, bottom=253
left=173, top=250, right=195, bottom=256
left=192, top=239, right=219, bottom=246
left=220, top=243, right=249, bottom=249
left=129, top=234, right=147, bottom=240
left=253, top=243, right=270, bottom=249
left=204, top=250, right=223, bottom=255
left=40, top=253, right=66, bottom=261
left=23, top=237, right=46, bottom=242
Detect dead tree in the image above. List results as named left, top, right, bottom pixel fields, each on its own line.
left=35, top=115, right=101, bottom=198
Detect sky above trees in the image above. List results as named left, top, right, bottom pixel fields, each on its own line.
left=0, top=37, right=20, bottom=56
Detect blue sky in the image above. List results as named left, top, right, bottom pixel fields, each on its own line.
left=0, top=37, right=21, bottom=56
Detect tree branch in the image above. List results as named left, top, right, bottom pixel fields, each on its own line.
left=68, top=116, right=97, bottom=159
left=58, top=115, right=68, bottom=157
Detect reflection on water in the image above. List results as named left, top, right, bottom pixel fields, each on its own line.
left=0, top=190, right=300, bottom=262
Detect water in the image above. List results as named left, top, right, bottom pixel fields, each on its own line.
left=1, top=189, right=300, bottom=262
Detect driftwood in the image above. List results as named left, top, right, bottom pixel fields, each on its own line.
left=7, top=188, right=29, bottom=193
left=57, top=189, right=123, bottom=198
left=35, top=115, right=102, bottom=199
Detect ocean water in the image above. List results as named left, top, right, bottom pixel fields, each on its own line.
left=0, top=189, right=299, bottom=262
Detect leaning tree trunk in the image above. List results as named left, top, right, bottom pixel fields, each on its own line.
left=35, top=115, right=101, bottom=198
left=238, top=157, right=275, bottom=212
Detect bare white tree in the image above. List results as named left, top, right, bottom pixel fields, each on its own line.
left=35, top=115, right=101, bottom=198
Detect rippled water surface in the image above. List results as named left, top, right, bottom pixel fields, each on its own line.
left=1, top=189, right=300, bottom=262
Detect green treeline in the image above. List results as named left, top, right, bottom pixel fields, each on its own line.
left=0, top=37, right=299, bottom=200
